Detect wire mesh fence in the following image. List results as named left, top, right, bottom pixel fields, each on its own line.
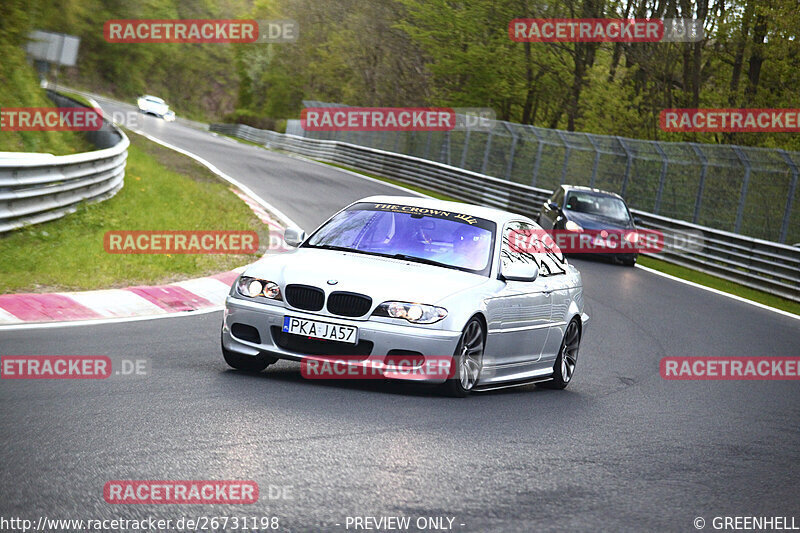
left=292, top=101, right=800, bottom=245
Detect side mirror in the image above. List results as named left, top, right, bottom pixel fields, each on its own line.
left=547, top=201, right=560, bottom=212
left=633, top=216, right=643, bottom=226
left=500, top=262, right=539, bottom=282
left=283, top=227, right=306, bottom=247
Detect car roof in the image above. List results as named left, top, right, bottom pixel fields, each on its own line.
left=356, top=195, right=532, bottom=225
left=142, top=95, right=165, bottom=102
left=560, top=184, right=624, bottom=200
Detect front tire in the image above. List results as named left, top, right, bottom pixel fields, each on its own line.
left=538, top=319, right=581, bottom=390
left=443, top=317, right=485, bottom=397
left=221, top=335, right=276, bottom=372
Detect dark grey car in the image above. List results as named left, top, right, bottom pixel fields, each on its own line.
left=537, top=185, right=640, bottom=266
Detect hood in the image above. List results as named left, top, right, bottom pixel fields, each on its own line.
left=564, top=210, right=633, bottom=230
left=243, top=248, right=490, bottom=310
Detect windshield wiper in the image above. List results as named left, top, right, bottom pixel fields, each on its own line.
left=306, top=244, right=391, bottom=259
left=306, top=244, right=357, bottom=253
left=388, top=253, right=452, bottom=269
left=308, top=246, right=458, bottom=270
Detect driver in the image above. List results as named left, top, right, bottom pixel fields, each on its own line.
left=449, top=225, right=490, bottom=269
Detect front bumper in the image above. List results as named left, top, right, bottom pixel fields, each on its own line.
left=222, top=296, right=462, bottom=384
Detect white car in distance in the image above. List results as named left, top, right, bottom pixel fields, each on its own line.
left=137, top=95, right=172, bottom=119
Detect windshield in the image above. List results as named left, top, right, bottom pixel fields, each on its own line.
left=564, top=191, right=630, bottom=222
left=305, top=203, right=496, bottom=274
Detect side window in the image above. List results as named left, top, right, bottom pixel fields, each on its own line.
left=501, top=221, right=568, bottom=277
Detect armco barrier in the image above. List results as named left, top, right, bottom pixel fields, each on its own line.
left=299, top=101, right=800, bottom=246
left=0, top=90, right=128, bottom=233
left=211, top=123, right=800, bottom=302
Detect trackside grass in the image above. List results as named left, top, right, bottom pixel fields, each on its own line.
left=0, top=133, right=267, bottom=293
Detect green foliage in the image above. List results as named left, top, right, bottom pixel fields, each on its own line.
left=32, top=0, right=252, bottom=121
left=0, top=43, right=93, bottom=154
left=5, top=0, right=799, bottom=151
left=223, top=108, right=281, bottom=131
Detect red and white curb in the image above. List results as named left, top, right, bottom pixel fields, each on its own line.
left=0, top=193, right=289, bottom=326
left=0, top=271, right=241, bottom=324
left=229, top=187, right=289, bottom=247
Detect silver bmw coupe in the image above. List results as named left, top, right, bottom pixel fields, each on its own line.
left=221, top=196, right=588, bottom=396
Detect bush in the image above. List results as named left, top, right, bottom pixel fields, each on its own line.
left=223, top=109, right=278, bottom=131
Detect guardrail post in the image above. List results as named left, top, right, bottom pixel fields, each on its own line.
left=690, top=143, right=708, bottom=223
left=393, top=131, right=402, bottom=154
left=528, top=126, right=544, bottom=187
left=617, top=136, right=633, bottom=196
left=733, top=146, right=751, bottom=234
left=423, top=131, right=432, bottom=160
left=481, top=130, right=494, bottom=174
left=777, top=150, right=799, bottom=244
left=584, top=133, right=601, bottom=188
left=555, top=131, right=571, bottom=185
left=460, top=129, right=471, bottom=169
left=653, top=142, right=669, bottom=214
left=505, top=123, right=518, bottom=181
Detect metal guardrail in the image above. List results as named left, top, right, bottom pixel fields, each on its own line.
left=0, top=91, right=129, bottom=233
left=212, top=123, right=800, bottom=303
left=299, top=101, right=800, bottom=246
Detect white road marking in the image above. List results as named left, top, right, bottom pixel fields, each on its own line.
left=281, top=152, right=431, bottom=199
left=0, top=306, right=222, bottom=331
left=64, top=289, right=167, bottom=317
left=130, top=128, right=300, bottom=229
left=634, top=264, right=800, bottom=321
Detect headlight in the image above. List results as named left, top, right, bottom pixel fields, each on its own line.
left=373, top=301, right=447, bottom=324
left=236, top=276, right=282, bottom=300
left=625, top=231, right=639, bottom=243
left=565, top=220, right=583, bottom=232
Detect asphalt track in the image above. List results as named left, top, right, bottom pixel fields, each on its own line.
left=1, top=96, right=799, bottom=532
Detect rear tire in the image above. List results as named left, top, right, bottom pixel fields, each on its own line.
left=443, top=318, right=485, bottom=397
left=538, top=319, right=581, bottom=390
left=621, top=254, right=637, bottom=267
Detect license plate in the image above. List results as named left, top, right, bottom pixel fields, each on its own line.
left=282, top=316, right=358, bottom=344
left=592, top=236, right=618, bottom=248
